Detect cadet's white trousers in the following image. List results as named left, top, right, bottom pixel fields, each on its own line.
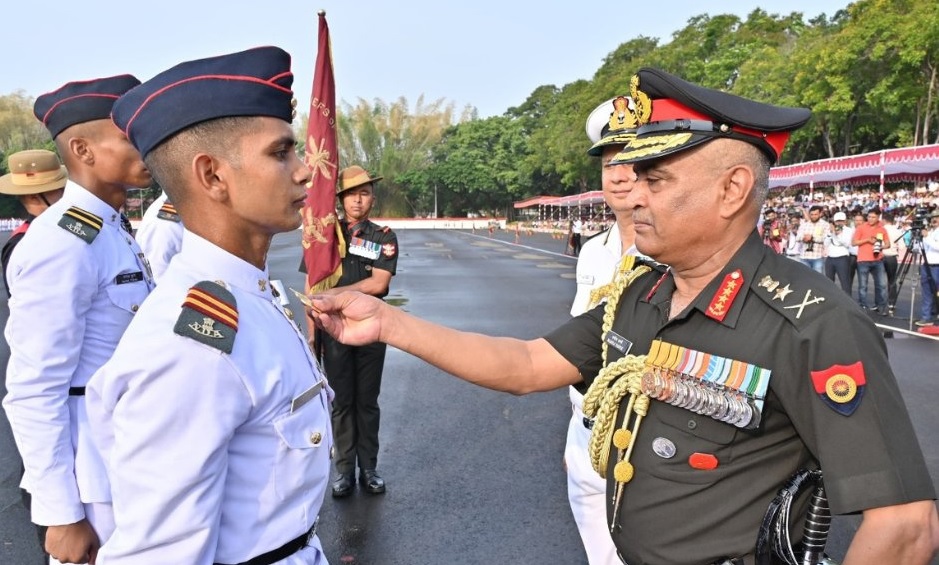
left=565, top=387, right=621, bottom=565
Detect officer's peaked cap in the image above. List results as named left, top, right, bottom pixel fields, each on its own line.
left=112, top=46, right=296, bottom=158
left=611, top=68, right=811, bottom=165
left=585, top=95, right=644, bottom=157
left=34, top=74, right=140, bottom=139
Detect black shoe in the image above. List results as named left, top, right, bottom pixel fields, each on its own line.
left=331, top=473, right=355, bottom=498
left=359, top=469, right=386, bottom=494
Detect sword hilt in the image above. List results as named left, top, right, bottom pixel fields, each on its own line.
left=800, top=482, right=831, bottom=565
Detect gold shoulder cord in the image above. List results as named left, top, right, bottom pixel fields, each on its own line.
left=580, top=256, right=654, bottom=532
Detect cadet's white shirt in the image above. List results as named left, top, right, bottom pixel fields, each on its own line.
left=2, top=181, right=153, bottom=526
left=87, top=230, right=331, bottom=565
left=135, top=191, right=183, bottom=283
left=571, top=224, right=622, bottom=317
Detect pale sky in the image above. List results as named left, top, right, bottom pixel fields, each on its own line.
left=1, top=0, right=850, bottom=119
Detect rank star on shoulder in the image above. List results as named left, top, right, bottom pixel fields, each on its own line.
left=773, top=284, right=793, bottom=301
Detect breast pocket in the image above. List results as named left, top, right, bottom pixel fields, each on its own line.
left=639, top=402, right=739, bottom=485
left=272, top=396, right=331, bottom=501
left=105, top=279, right=148, bottom=315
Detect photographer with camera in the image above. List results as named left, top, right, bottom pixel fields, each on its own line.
left=914, top=210, right=939, bottom=327
left=796, top=204, right=830, bottom=273
left=852, top=207, right=891, bottom=314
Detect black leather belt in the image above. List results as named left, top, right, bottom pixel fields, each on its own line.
left=215, top=522, right=316, bottom=565
left=68, top=387, right=85, bottom=396
left=620, top=554, right=751, bottom=565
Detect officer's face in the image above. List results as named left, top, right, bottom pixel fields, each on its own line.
left=627, top=142, right=726, bottom=264
left=340, top=185, right=375, bottom=223
left=600, top=144, right=635, bottom=217
left=224, top=117, right=311, bottom=235
left=84, top=119, right=152, bottom=189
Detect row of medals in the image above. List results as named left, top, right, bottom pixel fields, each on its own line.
left=640, top=367, right=757, bottom=429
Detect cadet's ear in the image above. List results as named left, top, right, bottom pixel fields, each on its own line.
left=66, top=136, right=94, bottom=166
left=192, top=153, right=229, bottom=202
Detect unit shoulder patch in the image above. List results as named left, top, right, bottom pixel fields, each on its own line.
left=173, top=281, right=238, bottom=353
left=810, top=361, right=866, bottom=415
left=57, top=207, right=102, bottom=243
left=156, top=202, right=181, bottom=223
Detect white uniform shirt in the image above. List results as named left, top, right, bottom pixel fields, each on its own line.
left=3, top=181, right=153, bottom=525
left=571, top=224, right=642, bottom=316
left=87, top=230, right=332, bottom=565
left=135, top=191, right=183, bottom=282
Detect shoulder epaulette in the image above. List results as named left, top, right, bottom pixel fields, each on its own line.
left=380, top=225, right=391, bottom=233
left=173, top=281, right=238, bottom=353
left=156, top=202, right=181, bottom=223
left=752, top=258, right=834, bottom=328
left=57, top=206, right=102, bottom=243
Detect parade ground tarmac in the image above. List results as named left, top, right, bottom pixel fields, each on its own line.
left=1, top=228, right=936, bottom=564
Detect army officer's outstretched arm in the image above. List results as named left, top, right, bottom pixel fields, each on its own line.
left=310, top=291, right=581, bottom=394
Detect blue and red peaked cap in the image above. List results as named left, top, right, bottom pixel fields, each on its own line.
left=112, top=46, right=296, bottom=158
left=34, top=74, right=141, bottom=139
left=611, top=68, right=812, bottom=165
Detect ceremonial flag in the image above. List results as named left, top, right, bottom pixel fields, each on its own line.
left=301, top=10, right=342, bottom=293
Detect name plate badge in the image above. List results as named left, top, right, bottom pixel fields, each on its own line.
left=604, top=331, right=633, bottom=355
left=291, top=380, right=324, bottom=413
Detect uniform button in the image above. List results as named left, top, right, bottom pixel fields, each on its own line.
left=309, top=432, right=322, bottom=445
left=687, top=419, right=697, bottom=430
left=131, top=304, right=139, bottom=312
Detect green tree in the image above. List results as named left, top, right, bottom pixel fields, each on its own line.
left=418, top=116, right=530, bottom=217
left=334, top=96, right=469, bottom=216
left=0, top=92, right=52, bottom=162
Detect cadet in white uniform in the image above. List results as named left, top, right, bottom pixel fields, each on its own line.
left=87, top=46, right=332, bottom=565
left=565, top=95, right=647, bottom=565
left=3, top=74, right=152, bottom=565
left=135, top=190, right=183, bottom=282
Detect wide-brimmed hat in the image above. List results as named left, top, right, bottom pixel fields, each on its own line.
left=337, top=165, right=382, bottom=195
left=611, top=68, right=812, bottom=166
left=0, top=149, right=68, bottom=195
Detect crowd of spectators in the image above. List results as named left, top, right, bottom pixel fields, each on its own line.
left=759, top=185, right=939, bottom=324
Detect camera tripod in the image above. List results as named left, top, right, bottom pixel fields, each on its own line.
left=894, top=229, right=938, bottom=328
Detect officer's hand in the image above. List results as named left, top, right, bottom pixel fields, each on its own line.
left=45, top=519, right=100, bottom=564
left=309, top=291, right=384, bottom=346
